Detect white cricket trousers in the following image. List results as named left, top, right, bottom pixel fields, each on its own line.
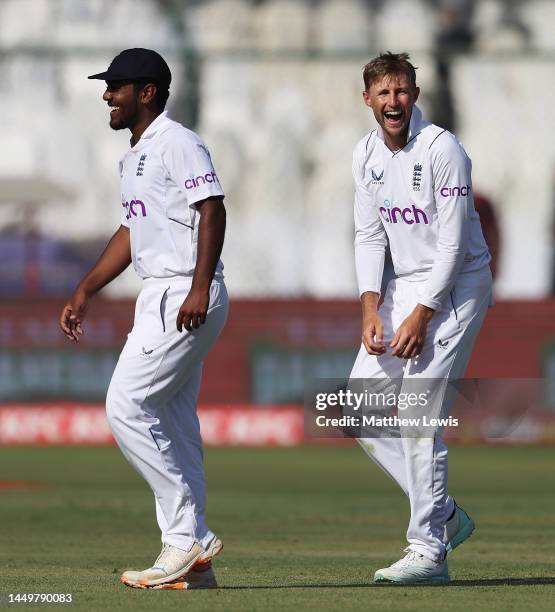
left=350, top=268, right=492, bottom=562
left=106, top=276, right=228, bottom=552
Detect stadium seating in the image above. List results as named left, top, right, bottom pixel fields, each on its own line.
left=521, top=0, right=555, bottom=50
left=307, top=59, right=369, bottom=129
left=374, top=0, right=437, bottom=52
left=107, top=0, right=175, bottom=48
left=0, top=0, right=552, bottom=298
left=0, top=135, right=36, bottom=178
left=314, top=0, right=372, bottom=52
left=199, top=58, right=257, bottom=131
left=474, top=0, right=528, bottom=51
left=452, top=57, right=555, bottom=297
left=235, top=107, right=307, bottom=295
left=305, top=120, right=362, bottom=297
left=0, top=0, right=52, bottom=46
left=473, top=0, right=505, bottom=33
left=255, top=0, right=311, bottom=51
left=186, top=0, right=254, bottom=52
left=53, top=0, right=107, bottom=48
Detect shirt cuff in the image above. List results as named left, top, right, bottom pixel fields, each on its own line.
left=417, top=296, right=441, bottom=311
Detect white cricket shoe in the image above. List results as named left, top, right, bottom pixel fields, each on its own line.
left=147, top=535, right=224, bottom=590
left=198, top=534, right=224, bottom=563
left=374, top=550, right=450, bottom=584
left=151, top=562, right=218, bottom=590
left=444, top=502, right=475, bottom=554
left=120, top=542, right=203, bottom=589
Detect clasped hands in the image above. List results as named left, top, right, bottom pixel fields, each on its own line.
left=362, top=304, right=434, bottom=359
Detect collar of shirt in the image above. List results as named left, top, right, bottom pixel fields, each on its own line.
left=130, top=110, right=170, bottom=150
left=376, top=104, right=424, bottom=150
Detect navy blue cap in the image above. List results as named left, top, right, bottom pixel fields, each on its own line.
left=88, top=48, right=171, bottom=88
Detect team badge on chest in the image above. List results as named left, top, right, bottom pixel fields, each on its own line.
left=412, top=163, right=422, bottom=191
left=136, top=154, right=147, bottom=177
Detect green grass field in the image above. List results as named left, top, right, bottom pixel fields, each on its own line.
left=0, top=445, right=553, bottom=611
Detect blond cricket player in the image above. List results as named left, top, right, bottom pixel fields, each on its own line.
left=350, top=52, right=492, bottom=584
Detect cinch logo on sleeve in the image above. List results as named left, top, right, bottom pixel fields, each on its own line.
left=185, top=172, right=219, bottom=190
left=379, top=199, right=429, bottom=225
left=122, top=199, right=147, bottom=220
left=440, top=185, right=471, bottom=197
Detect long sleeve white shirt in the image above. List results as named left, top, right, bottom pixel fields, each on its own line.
left=353, top=105, right=490, bottom=311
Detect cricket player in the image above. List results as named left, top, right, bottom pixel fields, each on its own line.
left=351, top=52, right=492, bottom=583
left=60, top=49, right=227, bottom=590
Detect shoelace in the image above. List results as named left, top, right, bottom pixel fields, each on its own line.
left=396, top=549, right=427, bottom=567
left=404, top=551, right=424, bottom=563
left=156, top=544, right=194, bottom=571
left=402, top=548, right=424, bottom=559
left=153, top=544, right=176, bottom=570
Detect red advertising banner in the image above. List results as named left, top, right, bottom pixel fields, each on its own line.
left=1, top=298, right=554, bottom=405
left=0, top=404, right=304, bottom=447
left=0, top=404, right=554, bottom=446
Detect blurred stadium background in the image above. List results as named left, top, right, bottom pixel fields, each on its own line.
left=0, top=0, right=554, bottom=446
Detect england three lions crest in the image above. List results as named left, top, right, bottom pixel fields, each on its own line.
left=412, top=163, right=422, bottom=191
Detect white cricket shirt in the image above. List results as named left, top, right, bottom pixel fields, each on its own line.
left=119, top=111, right=224, bottom=279
left=353, top=105, right=491, bottom=311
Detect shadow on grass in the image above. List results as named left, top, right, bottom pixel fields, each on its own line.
left=220, top=577, right=555, bottom=590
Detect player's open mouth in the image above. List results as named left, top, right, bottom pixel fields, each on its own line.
left=384, top=110, right=403, bottom=126
left=110, top=106, right=120, bottom=115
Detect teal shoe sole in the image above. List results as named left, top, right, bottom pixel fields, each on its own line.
left=374, top=570, right=450, bottom=584
left=446, top=509, right=475, bottom=554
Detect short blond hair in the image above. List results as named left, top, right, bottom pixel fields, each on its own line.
left=363, top=52, right=417, bottom=91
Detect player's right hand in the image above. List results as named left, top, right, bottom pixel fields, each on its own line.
left=362, top=311, right=386, bottom=356
left=176, top=287, right=210, bottom=332
left=60, top=289, right=89, bottom=343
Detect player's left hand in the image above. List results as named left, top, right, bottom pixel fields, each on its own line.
left=176, top=288, right=210, bottom=332
left=390, top=305, right=434, bottom=359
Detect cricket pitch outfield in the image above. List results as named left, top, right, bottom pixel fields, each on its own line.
left=0, top=445, right=553, bottom=611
